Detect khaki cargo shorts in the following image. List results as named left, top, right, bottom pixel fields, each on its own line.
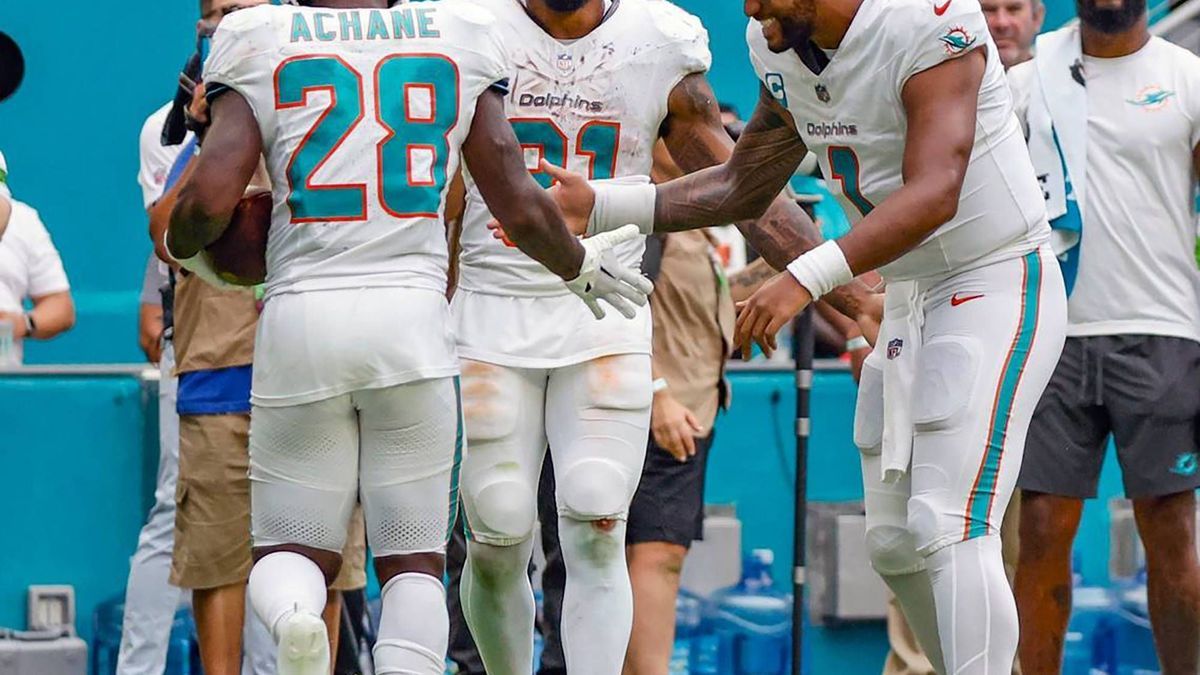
left=171, top=412, right=366, bottom=590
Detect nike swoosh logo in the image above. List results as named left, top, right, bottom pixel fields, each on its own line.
left=934, top=0, right=952, bottom=14
left=950, top=293, right=984, bottom=307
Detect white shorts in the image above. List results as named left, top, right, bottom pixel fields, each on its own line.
left=249, top=378, right=464, bottom=558
left=252, top=287, right=458, bottom=408
left=451, top=288, right=651, bottom=369
left=458, top=354, right=652, bottom=546
left=856, top=247, right=1067, bottom=556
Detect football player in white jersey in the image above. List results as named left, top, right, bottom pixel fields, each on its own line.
left=542, top=0, right=1070, bottom=671
left=451, top=2, right=878, bottom=674
left=166, top=1, right=652, bottom=674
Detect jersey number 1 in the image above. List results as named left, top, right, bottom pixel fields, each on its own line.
left=828, top=146, right=874, bottom=218
left=275, top=54, right=459, bottom=223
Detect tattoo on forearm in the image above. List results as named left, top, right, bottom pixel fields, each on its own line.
left=657, top=85, right=810, bottom=233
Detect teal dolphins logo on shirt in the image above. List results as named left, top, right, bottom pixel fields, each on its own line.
left=939, top=26, right=977, bottom=55
left=1127, top=86, right=1176, bottom=111
left=1171, top=452, right=1198, bottom=477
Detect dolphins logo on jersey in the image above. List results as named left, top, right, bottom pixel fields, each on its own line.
left=765, top=73, right=789, bottom=107
left=939, top=26, right=977, bottom=55
left=1126, top=86, right=1176, bottom=111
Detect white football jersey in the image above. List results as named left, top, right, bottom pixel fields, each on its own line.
left=748, top=0, right=1048, bottom=282
left=203, top=1, right=510, bottom=300
left=457, top=0, right=711, bottom=297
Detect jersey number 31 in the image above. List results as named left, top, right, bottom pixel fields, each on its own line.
left=275, top=53, right=458, bottom=223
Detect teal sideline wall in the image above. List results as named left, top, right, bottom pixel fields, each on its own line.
left=0, top=369, right=1127, bottom=674
left=0, top=0, right=1077, bottom=367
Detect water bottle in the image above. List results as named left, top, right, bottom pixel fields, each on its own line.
left=671, top=591, right=702, bottom=675
left=1112, top=569, right=1159, bottom=675
left=706, top=549, right=791, bottom=675
left=0, top=317, right=13, bottom=365
left=91, top=596, right=124, bottom=675
left=1063, top=552, right=1116, bottom=675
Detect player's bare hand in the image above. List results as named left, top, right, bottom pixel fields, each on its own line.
left=185, top=81, right=209, bottom=131
left=652, top=392, right=704, bottom=462
left=540, top=160, right=593, bottom=235
left=486, top=161, right=594, bottom=241
left=734, top=273, right=813, bottom=360
left=855, top=291, right=884, bottom=346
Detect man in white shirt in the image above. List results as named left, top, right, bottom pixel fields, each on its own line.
left=114, top=102, right=190, bottom=675
left=1008, top=0, right=1200, bottom=671
left=0, top=199, right=74, bottom=366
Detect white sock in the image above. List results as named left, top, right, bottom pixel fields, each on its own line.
left=247, top=552, right=327, bottom=640
left=461, top=538, right=537, bottom=675
left=559, top=517, right=633, bottom=675
left=927, top=536, right=1018, bottom=675
left=882, top=570, right=946, bottom=674
left=374, top=573, right=449, bottom=675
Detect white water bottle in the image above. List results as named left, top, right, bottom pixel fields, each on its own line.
left=0, top=317, right=13, bottom=364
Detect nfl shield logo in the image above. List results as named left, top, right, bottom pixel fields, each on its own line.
left=887, top=338, right=904, bottom=360
left=556, top=52, right=574, bottom=74
left=815, top=84, right=831, bottom=103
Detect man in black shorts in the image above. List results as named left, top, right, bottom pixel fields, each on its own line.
left=1007, top=0, right=1200, bottom=669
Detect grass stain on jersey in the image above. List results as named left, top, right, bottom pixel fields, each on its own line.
left=290, top=7, right=440, bottom=43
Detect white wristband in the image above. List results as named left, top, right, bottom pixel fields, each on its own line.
left=786, top=241, right=853, bottom=299
left=652, top=377, right=669, bottom=393
left=587, top=179, right=657, bottom=237
left=845, top=336, right=870, bottom=352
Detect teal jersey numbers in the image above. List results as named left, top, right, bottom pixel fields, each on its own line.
left=275, top=56, right=368, bottom=222
left=376, top=54, right=459, bottom=218
left=509, top=118, right=621, bottom=188
left=827, top=146, right=874, bottom=218
left=274, top=53, right=461, bottom=222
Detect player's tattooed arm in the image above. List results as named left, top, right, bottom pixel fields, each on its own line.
left=661, top=75, right=815, bottom=267
left=655, top=81, right=809, bottom=237
left=463, top=89, right=585, bottom=281
left=661, top=74, right=878, bottom=324
left=168, top=93, right=263, bottom=259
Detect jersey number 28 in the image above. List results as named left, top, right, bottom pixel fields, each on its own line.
left=274, top=54, right=458, bottom=223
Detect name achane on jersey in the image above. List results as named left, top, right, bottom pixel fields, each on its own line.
left=289, top=7, right=441, bottom=43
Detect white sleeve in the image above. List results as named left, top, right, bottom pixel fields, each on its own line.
left=140, top=254, right=168, bottom=306
left=137, top=109, right=180, bottom=209
left=649, top=3, right=712, bottom=92
left=202, top=7, right=277, bottom=127
left=21, top=207, right=70, bottom=297
left=1182, top=51, right=1200, bottom=150
left=1006, top=60, right=1035, bottom=138
left=896, top=0, right=990, bottom=91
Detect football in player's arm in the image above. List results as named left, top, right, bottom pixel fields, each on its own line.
left=543, top=47, right=986, bottom=354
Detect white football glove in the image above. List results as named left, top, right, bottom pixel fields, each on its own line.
left=565, top=224, right=654, bottom=320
